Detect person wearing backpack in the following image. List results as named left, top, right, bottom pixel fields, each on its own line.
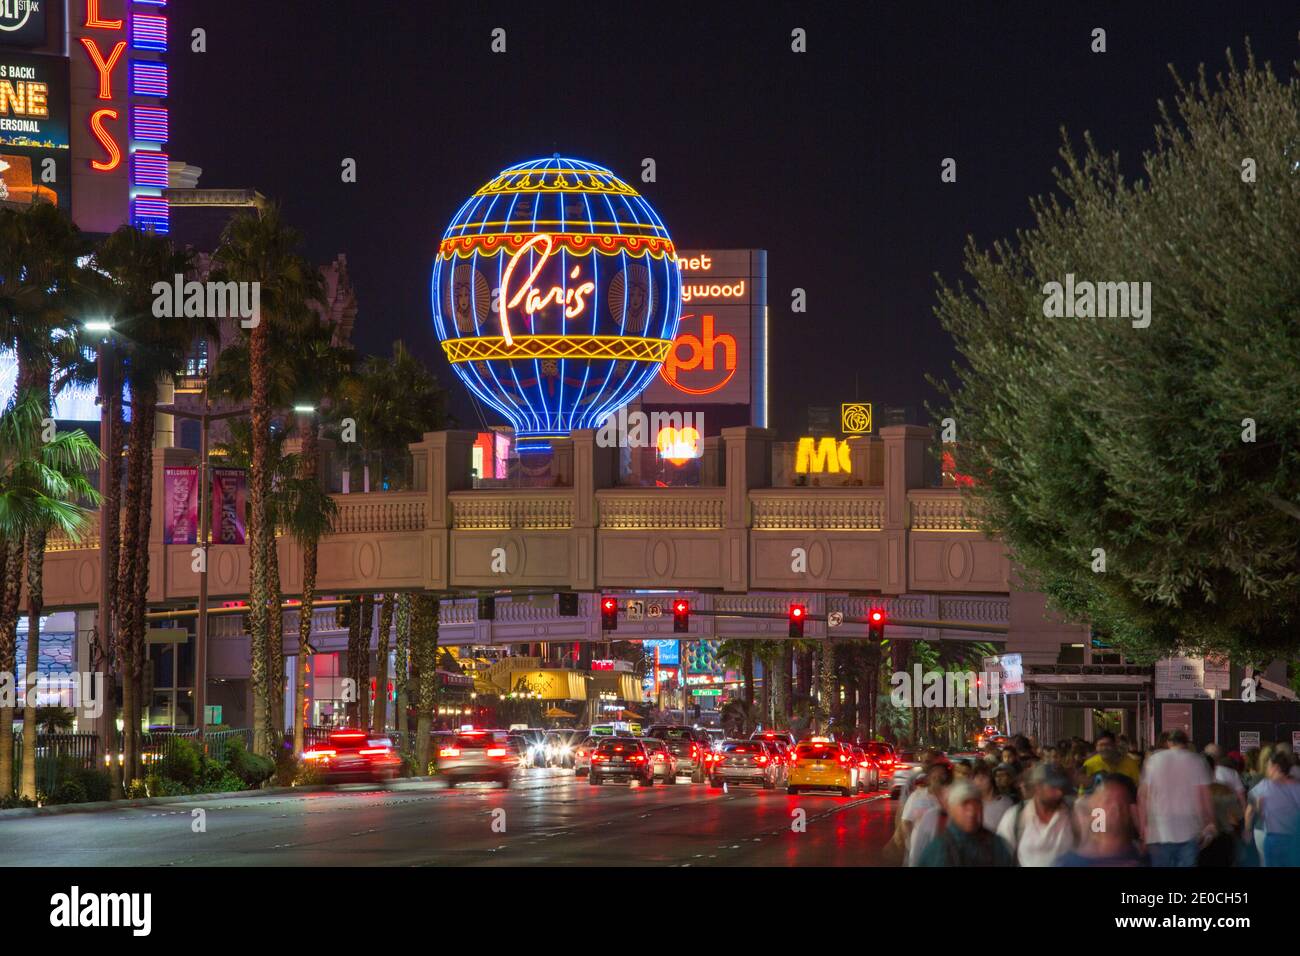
left=917, top=781, right=1016, bottom=867
left=996, top=762, right=1079, bottom=866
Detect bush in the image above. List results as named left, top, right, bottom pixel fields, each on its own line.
left=222, top=738, right=275, bottom=788
left=0, top=793, right=37, bottom=810
left=293, top=762, right=322, bottom=786
left=158, top=738, right=204, bottom=788
left=70, top=768, right=112, bottom=803
left=47, top=778, right=88, bottom=805
left=273, top=744, right=299, bottom=787
left=144, top=774, right=190, bottom=797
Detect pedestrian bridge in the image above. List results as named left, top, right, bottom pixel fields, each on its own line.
left=42, top=425, right=1013, bottom=626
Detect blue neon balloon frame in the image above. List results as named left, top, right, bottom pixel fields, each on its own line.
left=431, top=157, right=682, bottom=454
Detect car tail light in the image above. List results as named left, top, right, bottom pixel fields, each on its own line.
left=487, top=747, right=508, bottom=758
left=630, top=755, right=646, bottom=763
left=592, top=753, right=607, bottom=762
left=359, top=747, right=390, bottom=756
left=576, top=749, right=585, bottom=758
left=303, top=748, right=336, bottom=761
left=439, top=747, right=461, bottom=758
left=756, top=754, right=769, bottom=765
left=838, top=753, right=850, bottom=765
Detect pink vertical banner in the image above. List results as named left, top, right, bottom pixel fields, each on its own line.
left=211, top=467, right=247, bottom=545
left=163, top=466, right=199, bottom=544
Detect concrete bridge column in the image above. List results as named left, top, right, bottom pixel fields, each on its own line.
left=721, top=426, right=773, bottom=592
left=880, top=425, right=931, bottom=595
left=570, top=428, right=616, bottom=591
left=409, top=430, right=476, bottom=591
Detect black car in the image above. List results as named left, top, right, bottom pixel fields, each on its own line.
left=589, top=737, right=655, bottom=787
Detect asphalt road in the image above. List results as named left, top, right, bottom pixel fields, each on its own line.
left=0, top=770, right=896, bottom=866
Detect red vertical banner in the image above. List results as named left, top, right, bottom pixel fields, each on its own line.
left=211, top=467, right=247, bottom=545
left=163, top=466, right=198, bottom=544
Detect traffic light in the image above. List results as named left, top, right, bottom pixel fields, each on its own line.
left=867, top=607, right=886, bottom=642
left=788, top=603, right=806, bottom=638
left=673, top=598, right=690, bottom=633
left=557, top=592, right=579, bottom=616
left=477, top=595, right=496, bottom=620
left=600, top=595, right=618, bottom=631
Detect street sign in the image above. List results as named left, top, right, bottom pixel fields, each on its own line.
left=1239, top=731, right=1261, bottom=751
left=1000, top=653, right=1024, bottom=695
left=626, top=599, right=644, bottom=621
left=204, top=705, right=222, bottom=724
left=693, top=688, right=722, bottom=697
left=146, top=628, right=187, bottom=644
left=647, top=603, right=662, bottom=618
left=827, top=610, right=844, bottom=629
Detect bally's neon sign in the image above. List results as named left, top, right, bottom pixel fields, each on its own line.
left=496, top=234, right=595, bottom=346
left=79, top=0, right=126, bottom=173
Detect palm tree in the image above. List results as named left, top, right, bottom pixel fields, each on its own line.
left=282, top=326, right=352, bottom=751
left=0, top=204, right=99, bottom=799
left=337, top=340, right=448, bottom=492
left=334, top=342, right=447, bottom=738
left=410, top=592, right=439, bottom=773
left=393, top=593, right=412, bottom=750
left=213, top=207, right=321, bottom=757
left=0, top=390, right=100, bottom=798
left=212, top=419, right=294, bottom=743
left=210, top=326, right=349, bottom=749
left=372, top=592, right=395, bottom=735
left=94, top=226, right=211, bottom=785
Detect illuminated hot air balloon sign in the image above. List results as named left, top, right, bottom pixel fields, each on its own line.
left=431, top=156, right=682, bottom=453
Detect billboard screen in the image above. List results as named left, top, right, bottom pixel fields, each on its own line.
left=0, top=1, right=47, bottom=47
left=641, top=249, right=767, bottom=422
left=0, top=51, right=69, bottom=209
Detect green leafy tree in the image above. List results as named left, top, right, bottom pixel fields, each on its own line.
left=934, top=46, right=1300, bottom=662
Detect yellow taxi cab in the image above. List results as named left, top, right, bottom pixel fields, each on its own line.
left=787, top=737, right=857, bottom=797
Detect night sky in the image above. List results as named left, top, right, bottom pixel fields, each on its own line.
left=166, top=2, right=1300, bottom=437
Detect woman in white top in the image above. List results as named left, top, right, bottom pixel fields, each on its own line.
left=971, top=760, right=1014, bottom=832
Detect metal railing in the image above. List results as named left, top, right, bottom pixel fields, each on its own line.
left=11, top=732, right=101, bottom=798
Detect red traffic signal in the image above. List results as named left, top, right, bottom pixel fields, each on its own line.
left=867, top=607, right=886, bottom=642
left=673, top=599, right=690, bottom=633
left=601, top=596, right=618, bottom=631
left=788, top=603, right=806, bottom=638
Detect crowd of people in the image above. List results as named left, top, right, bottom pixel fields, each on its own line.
left=892, top=729, right=1300, bottom=867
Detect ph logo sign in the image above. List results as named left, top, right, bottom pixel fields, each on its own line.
left=659, top=313, right=737, bottom=395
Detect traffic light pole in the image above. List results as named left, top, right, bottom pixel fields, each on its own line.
left=674, top=607, right=1011, bottom=634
